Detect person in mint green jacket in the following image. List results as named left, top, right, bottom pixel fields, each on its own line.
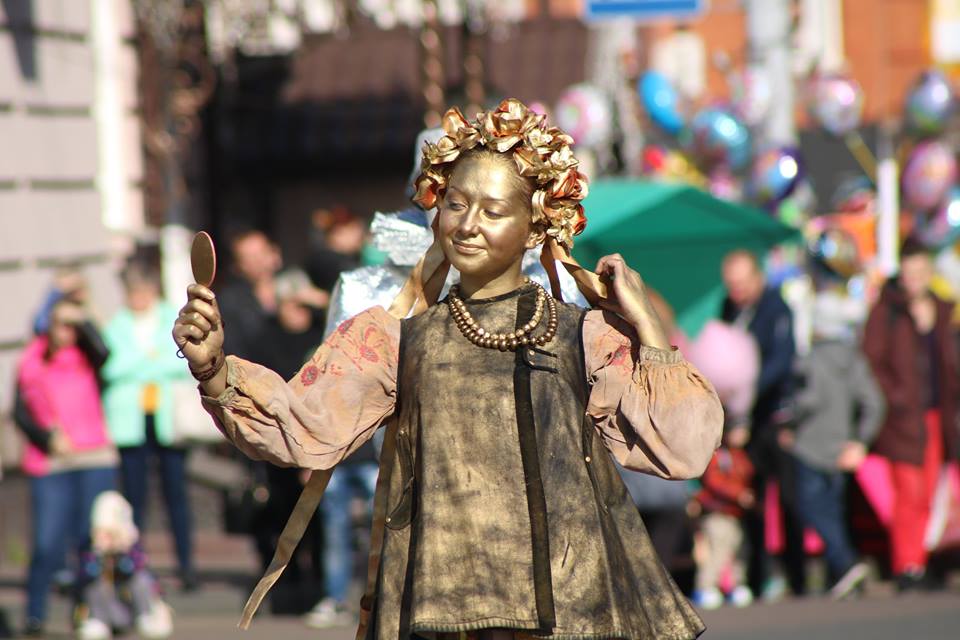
left=101, top=259, right=197, bottom=590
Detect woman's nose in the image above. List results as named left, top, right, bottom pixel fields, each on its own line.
left=456, top=206, right=481, bottom=236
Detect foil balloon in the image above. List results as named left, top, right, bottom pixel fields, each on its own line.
left=641, top=144, right=668, bottom=174
left=689, top=107, right=752, bottom=171
left=904, top=70, right=956, bottom=137
left=916, top=187, right=960, bottom=249
left=707, top=166, right=741, bottom=201
left=811, top=228, right=861, bottom=279
left=808, top=73, right=864, bottom=136
left=830, top=175, right=875, bottom=214
left=751, top=146, right=804, bottom=207
left=639, top=71, right=684, bottom=135
left=901, top=140, right=958, bottom=212
left=528, top=101, right=550, bottom=118
left=554, top=84, right=612, bottom=148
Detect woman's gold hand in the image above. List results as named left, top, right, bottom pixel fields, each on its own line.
left=594, top=253, right=671, bottom=349
left=172, top=284, right=224, bottom=370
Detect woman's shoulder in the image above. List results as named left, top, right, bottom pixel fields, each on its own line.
left=329, top=306, right=401, bottom=341
left=17, top=336, right=48, bottom=373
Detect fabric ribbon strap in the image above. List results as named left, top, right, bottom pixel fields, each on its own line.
left=539, top=237, right=608, bottom=306
left=238, top=223, right=450, bottom=631
left=239, top=468, right=332, bottom=628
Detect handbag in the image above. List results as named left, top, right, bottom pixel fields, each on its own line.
left=171, top=381, right=224, bottom=445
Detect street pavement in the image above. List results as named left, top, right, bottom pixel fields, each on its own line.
left=3, top=572, right=958, bottom=639
left=2, top=475, right=959, bottom=639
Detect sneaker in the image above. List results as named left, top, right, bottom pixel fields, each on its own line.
left=895, top=567, right=942, bottom=594
left=761, top=575, right=787, bottom=602
left=728, top=585, right=754, bottom=608
left=692, top=588, right=724, bottom=610
left=304, top=598, right=354, bottom=629
left=77, top=618, right=112, bottom=640
left=829, top=562, right=869, bottom=600
left=136, top=600, right=173, bottom=639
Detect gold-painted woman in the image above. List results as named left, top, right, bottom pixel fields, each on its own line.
left=173, top=100, right=723, bottom=640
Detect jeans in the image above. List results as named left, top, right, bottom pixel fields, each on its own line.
left=118, top=415, right=193, bottom=574
left=745, top=428, right=807, bottom=595
left=319, top=462, right=378, bottom=602
left=793, top=455, right=857, bottom=580
left=27, top=466, right=116, bottom=622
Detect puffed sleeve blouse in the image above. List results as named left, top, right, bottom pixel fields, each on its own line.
left=203, top=305, right=722, bottom=480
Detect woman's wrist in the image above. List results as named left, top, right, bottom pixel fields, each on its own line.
left=190, top=350, right=225, bottom=382
left=199, top=365, right=228, bottom=398
left=622, top=302, right=671, bottom=349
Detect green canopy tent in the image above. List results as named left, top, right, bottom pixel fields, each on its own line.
left=572, top=179, right=801, bottom=336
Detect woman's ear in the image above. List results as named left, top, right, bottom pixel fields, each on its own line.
left=525, top=226, right=546, bottom=250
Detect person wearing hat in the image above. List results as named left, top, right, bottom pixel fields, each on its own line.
left=790, top=285, right=884, bottom=600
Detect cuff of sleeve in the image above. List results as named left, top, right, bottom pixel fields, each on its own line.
left=199, top=357, right=244, bottom=407
left=638, top=345, right=684, bottom=365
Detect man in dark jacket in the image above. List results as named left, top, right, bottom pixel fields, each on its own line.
left=217, top=229, right=282, bottom=360
left=720, top=250, right=803, bottom=598
left=863, top=239, right=960, bottom=591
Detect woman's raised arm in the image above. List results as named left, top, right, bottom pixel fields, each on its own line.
left=583, top=310, right=723, bottom=480
left=173, top=290, right=400, bottom=469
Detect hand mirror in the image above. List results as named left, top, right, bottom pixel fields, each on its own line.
left=190, top=231, right=217, bottom=287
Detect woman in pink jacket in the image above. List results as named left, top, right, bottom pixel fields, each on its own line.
left=14, top=300, right=117, bottom=636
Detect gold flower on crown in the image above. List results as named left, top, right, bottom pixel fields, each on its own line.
left=412, top=98, right=589, bottom=250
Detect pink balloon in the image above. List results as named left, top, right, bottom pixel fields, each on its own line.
left=685, top=320, right=759, bottom=420
left=901, top=140, right=958, bottom=212
left=808, top=73, right=864, bottom=136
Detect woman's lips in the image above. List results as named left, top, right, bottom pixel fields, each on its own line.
left=453, top=241, right=484, bottom=255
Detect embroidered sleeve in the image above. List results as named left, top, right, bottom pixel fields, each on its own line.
left=201, top=306, right=400, bottom=469
left=583, top=309, right=723, bottom=480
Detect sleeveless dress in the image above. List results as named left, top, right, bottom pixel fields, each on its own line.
left=204, top=283, right=723, bottom=640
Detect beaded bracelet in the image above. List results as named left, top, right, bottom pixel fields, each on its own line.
left=189, top=350, right=226, bottom=382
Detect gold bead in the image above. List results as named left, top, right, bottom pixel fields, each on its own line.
left=508, top=338, right=518, bottom=349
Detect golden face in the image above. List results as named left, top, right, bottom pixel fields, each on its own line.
left=438, top=154, right=542, bottom=285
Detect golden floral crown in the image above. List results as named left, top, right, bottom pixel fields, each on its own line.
left=412, top=98, right=589, bottom=250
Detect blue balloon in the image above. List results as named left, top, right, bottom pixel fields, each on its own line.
left=905, top=70, right=955, bottom=137
left=640, top=72, right=684, bottom=135
left=690, top=108, right=752, bottom=171
left=751, top=146, right=804, bottom=207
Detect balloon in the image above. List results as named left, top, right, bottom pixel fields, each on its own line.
left=707, top=166, right=741, bottom=201
left=554, top=84, right=612, bottom=148
left=685, top=320, right=759, bottom=419
left=808, top=73, right=864, bottom=136
left=528, top=101, right=550, bottom=118
left=904, top=70, right=955, bottom=137
left=639, top=71, right=684, bottom=135
left=641, top=145, right=668, bottom=173
left=915, top=187, right=960, bottom=249
left=732, top=66, right=772, bottom=126
left=830, top=175, right=875, bottom=214
left=751, top=146, right=804, bottom=207
left=810, top=228, right=861, bottom=278
left=689, top=108, right=751, bottom=170
left=901, top=140, right=958, bottom=212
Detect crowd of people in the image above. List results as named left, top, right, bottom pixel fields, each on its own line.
left=7, top=201, right=959, bottom=635
left=7, top=209, right=370, bottom=637
left=667, top=239, right=959, bottom=610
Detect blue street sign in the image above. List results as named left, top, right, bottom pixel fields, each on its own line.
left=585, top=0, right=704, bottom=21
